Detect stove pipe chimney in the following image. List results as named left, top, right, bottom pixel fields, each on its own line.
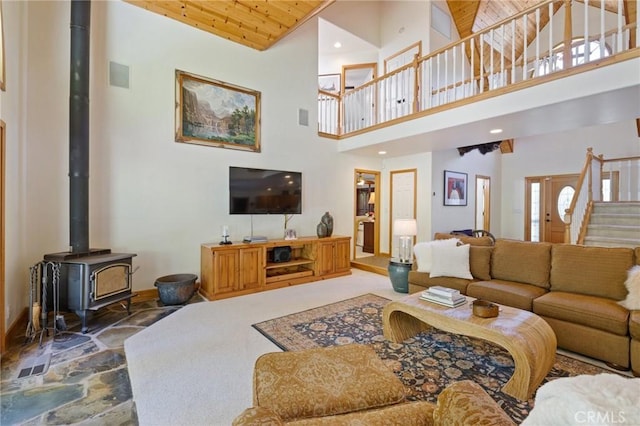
left=69, top=0, right=91, bottom=253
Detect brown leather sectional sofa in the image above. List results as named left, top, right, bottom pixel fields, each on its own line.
left=408, top=235, right=640, bottom=376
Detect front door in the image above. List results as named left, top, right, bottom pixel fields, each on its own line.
left=525, top=174, right=578, bottom=243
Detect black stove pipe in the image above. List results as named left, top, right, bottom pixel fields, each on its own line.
left=69, top=0, right=91, bottom=254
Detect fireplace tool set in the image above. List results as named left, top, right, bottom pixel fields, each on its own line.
left=26, top=261, right=67, bottom=346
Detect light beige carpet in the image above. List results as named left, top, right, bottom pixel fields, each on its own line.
left=124, top=269, right=404, bottom=425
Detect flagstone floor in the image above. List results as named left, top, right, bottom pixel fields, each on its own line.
left=0, top=293, right=206, bottom=425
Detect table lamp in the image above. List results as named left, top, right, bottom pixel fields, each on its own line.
left=393, top=219, right=417, bottom=263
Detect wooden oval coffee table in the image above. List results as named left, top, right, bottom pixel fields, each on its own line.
left=382, top=292, right=557, bottom=400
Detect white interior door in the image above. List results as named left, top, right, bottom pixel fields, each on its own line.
left=390, top=169, right=416, bottom=259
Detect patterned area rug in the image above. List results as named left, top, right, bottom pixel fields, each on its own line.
left=252, top=293, right=616, bottom=424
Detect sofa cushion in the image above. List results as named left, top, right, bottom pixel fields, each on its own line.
left=533, top=292, right=629, bottom=336
left=466, top=279, right=547, bottom=311
left=550, top=244, right=633, bottom=300
left=434, top=380, right=515, bottom=426
left=253, top=344, right=407, bottom=421
left=233, top=407, right=284, bottom=425
left=490, top=240, right=551, bottom=288
left=470, top=246, right=492, bottom=281
left=434, top=232, right=493, bottom=246
left=630, top=311, right=640, bottom=340
left=430, top=244, right=473, bottom=280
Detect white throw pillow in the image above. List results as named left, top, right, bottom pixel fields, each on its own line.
left=618, top=265, right=640, bottom=310
left=429, top=243, right=473, bottom=280
left=414, top=238, right=459, bottom=273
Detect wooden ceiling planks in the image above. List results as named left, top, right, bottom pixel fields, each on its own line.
left=125, top=0, right=332, bottom=51
left=447, top=0, right=480, bottom=37
left=127, top=0, right=635, bottom=52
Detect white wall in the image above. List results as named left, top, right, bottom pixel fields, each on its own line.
left=431, top=147, right=502, bottom=237
left=379, top=0, right=430, bottom=70
left=379, top=152, right=432, bottom=253
left=3, top=1, right=380, bottom=330
left=2, top=0, right=28, bottom=330
left=500, top=120, right=640, bottom=240
left=320, top=1, right=381, bottom=49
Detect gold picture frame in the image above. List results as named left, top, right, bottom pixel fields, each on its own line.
left=175, top=70, right=260, bottom=152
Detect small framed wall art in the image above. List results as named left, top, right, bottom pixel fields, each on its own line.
left=175, top=70, right=261, bottom=152
left=318, top=73, right=340, bottom=94
left=444, top=170, right=467, bottom=206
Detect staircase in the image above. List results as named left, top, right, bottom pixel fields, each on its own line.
left=583, top=202, right=640, bottom=249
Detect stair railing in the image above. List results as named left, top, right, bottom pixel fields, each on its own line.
left=565, top=148, right=640, bottom=244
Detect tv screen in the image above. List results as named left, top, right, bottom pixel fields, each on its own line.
left=229, top=166, right=302, bottom=214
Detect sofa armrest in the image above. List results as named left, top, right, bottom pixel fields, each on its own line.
left=232, top=406, right=284, bottom=426
left=433, top=380, right=515, bottom=426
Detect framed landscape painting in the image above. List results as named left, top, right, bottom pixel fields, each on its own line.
left=175, top=70, right=261, bottom=152
left=444, top=170, right=467, bottom=206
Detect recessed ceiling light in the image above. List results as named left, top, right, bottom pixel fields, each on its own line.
left=490, top=128, right=503, bottom=134
left=334, top=42, right=342, bottom=48
left=378, top=151, right=387, bottom=155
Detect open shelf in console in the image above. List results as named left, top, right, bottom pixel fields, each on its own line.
left=265, top=242, right=315, bottom=285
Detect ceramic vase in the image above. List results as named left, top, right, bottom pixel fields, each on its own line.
left=316, top=222, right=328, bottom=238
left=321, top=212, right=333, bottom=237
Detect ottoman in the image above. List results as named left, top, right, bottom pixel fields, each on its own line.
left=240, top=344, right=435, bottom=424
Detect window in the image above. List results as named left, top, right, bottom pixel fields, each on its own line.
left=530, top=182, right=541, bottom=242
left=557, top=186, right=575, bottom=223
left=535, top=38, right=610, bottom=76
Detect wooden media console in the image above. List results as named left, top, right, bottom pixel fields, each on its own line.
left=200, top=236, right=351, bottom=300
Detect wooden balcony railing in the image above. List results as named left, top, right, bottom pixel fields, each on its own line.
left=319, top=0, right=640, bottom=138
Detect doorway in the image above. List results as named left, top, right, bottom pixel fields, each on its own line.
left=389, top=169, right=417, bottom=259
left=525, top=174, right=578, bottom=243
left=475, top=175, right=490, bottom=231
left=353, top=169, right=380, bottom=259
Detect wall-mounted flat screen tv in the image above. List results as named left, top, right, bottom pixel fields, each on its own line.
left=229, top=166, right=302, bottom=214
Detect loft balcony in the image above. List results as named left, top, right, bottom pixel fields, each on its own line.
left=318, top=0, right=640, bottom=157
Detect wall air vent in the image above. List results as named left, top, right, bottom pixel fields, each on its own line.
left=109, top=61, right=130, bottom=89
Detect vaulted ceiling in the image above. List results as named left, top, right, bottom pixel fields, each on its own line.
left=125, top=0, right=334, bottom=51
left=126, top=1, right=636, bottom=55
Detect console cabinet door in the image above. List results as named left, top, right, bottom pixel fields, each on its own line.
left=213, top=250, right=239, bottom=294
left=334, top=238, right=351, bottom=273
left=239, top=247, right=264, bottom=290
left=316, top=241, right=336, bottom=276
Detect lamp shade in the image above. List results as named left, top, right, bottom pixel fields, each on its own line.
left=393, top=218, right=417, bottom=236
left=368, top=192, right=375, bottom=204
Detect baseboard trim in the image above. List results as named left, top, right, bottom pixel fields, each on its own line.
left=132, top=288, right=158, bottom=303
left=3, top=307, right=29, bottom=353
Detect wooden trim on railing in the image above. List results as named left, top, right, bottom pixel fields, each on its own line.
left=563, top=0, right=573, bottom=69
left=602, top=154, right=640, bottom=163
left=564, top=148, right=593, bottom=243
left=576, top=201, right=594, bottom=245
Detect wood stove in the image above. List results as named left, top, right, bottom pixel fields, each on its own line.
left=43, top=250, right=136, bottom=333
left=37, top=1, right=137, bottom=334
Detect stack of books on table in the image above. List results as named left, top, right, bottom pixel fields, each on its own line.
left=420, top=286, right=467, bottom=307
